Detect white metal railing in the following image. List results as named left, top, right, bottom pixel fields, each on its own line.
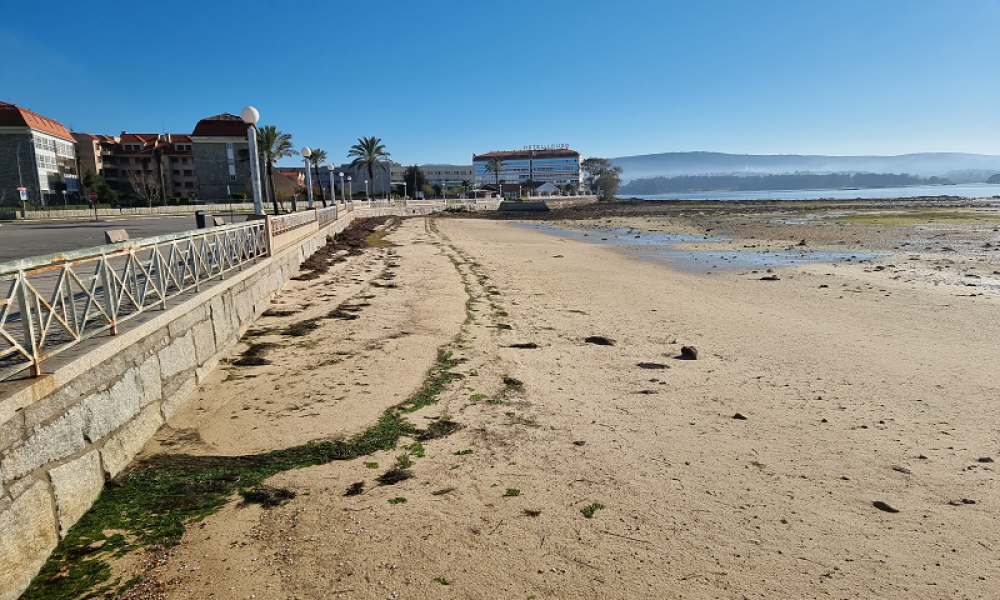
left=269, top=210, right=317, bottom=237
left=316, top=205, right=340, bottom=228
left=0, top=220, right=267, bottom=381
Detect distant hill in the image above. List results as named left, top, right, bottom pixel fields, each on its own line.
left=609, top=152, right=1000, bottom=183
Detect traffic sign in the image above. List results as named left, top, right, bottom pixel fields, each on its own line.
left=90, top=192, right=98, bottom=201
left=18, top=187, right=27, bottom=201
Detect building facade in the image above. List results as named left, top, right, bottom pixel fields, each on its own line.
left=190, top=113, right=253, bottom=201
left=421, top=165, right=474, bottom=190
left=0, top=102, right=79, bottom=206
left=473, top=147, right=582, bottom=187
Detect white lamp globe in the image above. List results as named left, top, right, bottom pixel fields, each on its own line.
left=301, top=147, right=312, bottom=158
left=240, top=106, right=259, bottom=125
left=327, top=164, right=334, bottom=171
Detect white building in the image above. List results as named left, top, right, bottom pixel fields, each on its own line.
left=0, top=102, right=79, bottom=205
left=473, top=146, right=582, bottom=187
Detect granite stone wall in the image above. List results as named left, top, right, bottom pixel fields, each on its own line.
left=0, top=212, right=356, bottom=600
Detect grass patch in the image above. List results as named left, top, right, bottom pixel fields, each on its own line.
left=238, top=486, right=295, bottom=508
left=454, top=449, right=473, bottom=455
left=581, top=502, right=606, bottom=519
left=433, top=577, right=450, bottom=585
left=416, top=419, right=463, bottom=441
left=469, top=393, right=488, bottom=402
left=407, top=441, right=426, bottom=457
left=503, top=488, right=521, bottom=497
left=364, top=462, right=379, bottom=469
left=388, top=497, right=407, bottom=505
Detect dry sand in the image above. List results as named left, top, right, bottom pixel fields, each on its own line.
left=125, top=210, right=998, bottom=599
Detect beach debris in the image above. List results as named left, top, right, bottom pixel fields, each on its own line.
left=948, top=499, right=977, bottom=506
left=760, top=275, right=781, bottom=281
left=637, top=362, right=668, bottom=369
left=344, top=482, right=365, bottom=496
left=552, top=254, right=564, bottom=258
left=509, top=342, right=539, bottom=349
left=976, top=457, right=995, bottom=463
left=873, top=501, right=900, bottom=513
left=585, top=336, right=616, bottom=346
left=797, top=239, right=807, bottom=246
left=891, top=465, right=912, bottom=474
left=680, top=346, right=699, bottom=360
left=732, top=413, right=748, bottom=420
left=573, top=440, right=587, bottom=446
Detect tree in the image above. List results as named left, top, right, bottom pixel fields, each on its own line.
left=126, top=169, right=161, bottom=208
left=459, top=179, right=473, bottom=197
left=83, top=169, right=118, bottom=205
left=307, top=148, right=328, bottom=207
left=256, top=125, right=297, bottom=214
left=484, top=156, right=506, bottom=192
left=582, top=157, right=623, bottom=200
left=404, top=165, right=427, bottom=197
left=348, top=137, right=390, bottom=198
left=432, top=183, right=443, bottom=197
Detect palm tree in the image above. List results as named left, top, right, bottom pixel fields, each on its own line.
left=459, top=179, right=473, bottom=198
left=348, top=137, right=390, bottom=198
left=307, top=148, right=328, bottom=207
left=484, top=156, right=506, bottom=196
left=256, top=125, right=297, bottom=214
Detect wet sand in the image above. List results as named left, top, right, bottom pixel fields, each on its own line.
left=113, top=204, right=999, bottom=599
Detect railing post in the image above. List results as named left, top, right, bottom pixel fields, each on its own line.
left=100, top=255, right=118, bottom=336
left=16, top=271, right=42, bottom=377
left=264, top=215, right=275, bottom=256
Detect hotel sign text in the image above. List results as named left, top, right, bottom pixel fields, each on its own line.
left=523, top=144, right=570, bottom=151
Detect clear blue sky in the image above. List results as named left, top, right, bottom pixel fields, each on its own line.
left=3, top=1, right=998, bottom=167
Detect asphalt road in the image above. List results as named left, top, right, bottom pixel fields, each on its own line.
left=0, top=212, right=250, bottom=263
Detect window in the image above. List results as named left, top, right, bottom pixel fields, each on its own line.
left=226, top=143, right=233, bottom=150
left=171, top=157, right=179, bottom=163
left=183, top=170, right=193, bottom=176
left=173, top=170, right=180, bottom=175
left=186, top=181, right=195, bottom=189
left=230, top=175, right=236, bottom=181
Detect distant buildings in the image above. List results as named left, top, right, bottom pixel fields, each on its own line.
left=190, top=114, right=253, bottom=200
left=0, top=102, right=79, bottom=205
left=473, top=147, right=582, bottom=187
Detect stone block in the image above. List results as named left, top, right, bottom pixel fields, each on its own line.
left=81, top=371, right=141, bottom=442
left=23, top=351, right=128, bottom=430
left=157, top=332, right=196, bottom=379
left=101, top=405, right=163, bottom=478
left=166, top=303, right=209, bottom=339
left=210, top=294, right=237, bottom=347
left=135, top=354, right=162, bottom=407
left=0, top=412, right=24, bottom=454
left=161, top=375, right=196, bottom=421
left=192, top=318, right=217, bottom=365
left=234, top=290, right=254, bottom=323
left=195, top=357, right=219, bottom=384
left=49, top=452, right=104, bottom=538
left=0, top=481, right=58, bottom=600
left=1, top=409, right=85, bottom=482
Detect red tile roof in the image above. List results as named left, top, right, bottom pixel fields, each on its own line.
left=191, top=113, right=250, bottom=137
left=0, top=102, right=74, bottom=141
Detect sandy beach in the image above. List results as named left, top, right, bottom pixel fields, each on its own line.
left=60, top=203, right=1000, bottom=600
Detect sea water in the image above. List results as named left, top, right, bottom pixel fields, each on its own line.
left=520, top=223, right=884, bottom=273
left=627, top=182, right=1000, bottom=202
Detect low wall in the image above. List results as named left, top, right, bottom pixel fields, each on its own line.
left=3, top=202, right=303, bottom=221
left=0, top=211, right=356, bottom=600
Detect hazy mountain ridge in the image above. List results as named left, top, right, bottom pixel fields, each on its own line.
left=610, top=151, right=1000, bottom=182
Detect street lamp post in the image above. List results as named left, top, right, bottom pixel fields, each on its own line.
left=240, top=106, right=265, bottom=216
left=300, top=147, right=314, bottom=210
left=326, top=164, right=335, bottom=208
left=338, top=172, right=345, bottom=204
left=347, top=176, right=352, bottom=201
left=364, top=180, right=370, bottom=206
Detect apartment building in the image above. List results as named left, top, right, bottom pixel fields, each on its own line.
left=473, top=147, right=582, bottom=187
left=0, top=102, right=79, bottom=205
left=190, top=113, right=252, bottom=201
